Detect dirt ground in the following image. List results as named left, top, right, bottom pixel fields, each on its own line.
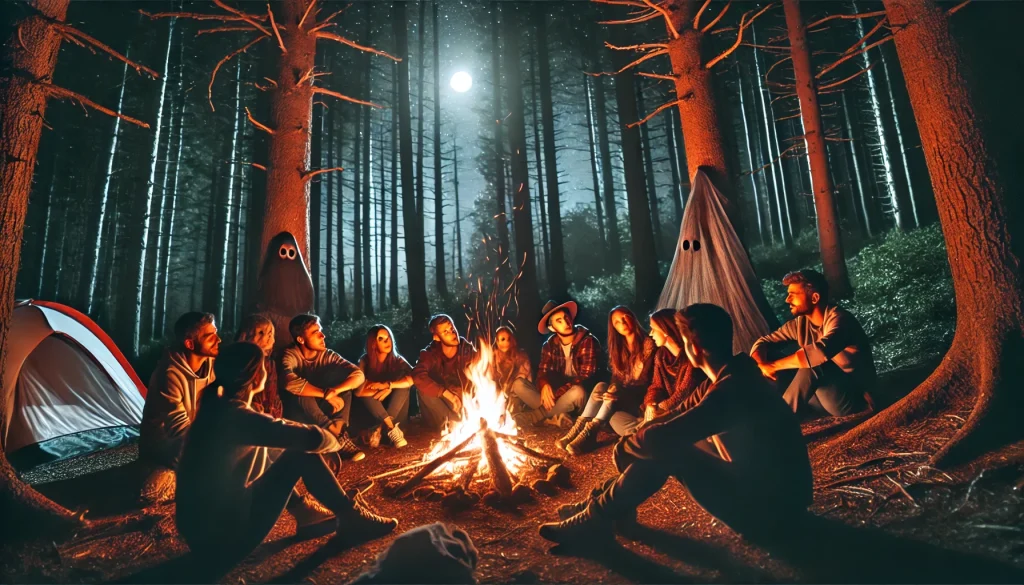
left=3, top=421, right=1023, bottom=584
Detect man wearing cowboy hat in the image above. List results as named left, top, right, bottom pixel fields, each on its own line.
left=530, top=300, right=603, bottom=425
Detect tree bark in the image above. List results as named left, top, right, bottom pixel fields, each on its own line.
left=784, top=0, right=852, bottom=298
left=490, top=3, right=511, bottom=272
left=353, top=103, right=364, bottom=319
left=664, top=106, right=685, bottom=231
left=634, top=78, right=663, bottom=258
left=501, top=6, right=542, bottom=358
left=825, top=0, right=1024, bottom=469
left=337, top=112, right=349, bottom=321
left=393, top=1, right=430, bottom=325
left=453, top=135, right=464, bottom=281
left=529, top=39, right=550, bottom=282
left=390, top=62, right=400, bottom=307
left=379, top=124, right=387, bottom=309
left=736, top=63, right=766, bottom=246
left=219, top=60, right=244, bottom=328
left=591, top=50, right=622, bottom=272
left=751, top=24, right=791, bottom=247
left=584, top=74, right=607, bottom=250
left=840, top=90, right=874, bottom=237
left=432, top=0, right=448, bottom=299
left=310, top=58, right=324, bottom=313
left=878, top=43, right=919, bottom=228
left=361, top=34, right=374, bottom=318
left=324, top=98, right=335, bottom=322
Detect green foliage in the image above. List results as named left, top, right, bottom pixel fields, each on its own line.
left=749, top=230, right=821, bottom=280
left=570, top=264, right=636, bottom=329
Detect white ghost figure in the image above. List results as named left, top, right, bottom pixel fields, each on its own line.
left=658, top=169, right=779, bottom=354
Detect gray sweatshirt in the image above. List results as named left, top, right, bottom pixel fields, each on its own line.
left=140, top=349, right=214, bottom=467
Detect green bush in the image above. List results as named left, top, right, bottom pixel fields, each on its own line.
left=570, top=264, right=637, bottom=329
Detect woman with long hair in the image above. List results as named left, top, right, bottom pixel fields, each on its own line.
left=491, top=326, right=548, bottom=426
left=355, top=325, right=412, bottom=448
left=175, top=343, right=397, bottom=562
left=556, top=306, right=657, bottom=454
left=235, top=314, right=282, bottom=419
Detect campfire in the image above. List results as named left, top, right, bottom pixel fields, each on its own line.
left=371, top=345, right=571, bottom=510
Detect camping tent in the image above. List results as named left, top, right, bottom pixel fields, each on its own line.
left=658, top=169, right=780, bottom=354
left=2, top=300, right=146, bottom=468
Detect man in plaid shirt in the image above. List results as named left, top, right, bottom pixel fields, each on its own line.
left=534, top=300, right=603, bottom=424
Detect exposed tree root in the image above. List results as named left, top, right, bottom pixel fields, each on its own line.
left=1, top=456, right=87, bottom=543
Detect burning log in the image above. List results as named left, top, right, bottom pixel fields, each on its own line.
left=503, top=439, right=563, bottom=464
left=480, top=421, right=514, bottom=497
left=393, top=433, right=477, bottom=498
left=457, top=453, right=482, bottom=492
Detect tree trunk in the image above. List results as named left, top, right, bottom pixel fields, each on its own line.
left=784, top=0, right=852, bottom=298
left=432, top=0, right=448, bottom=299
left=415, top=0, right=427, bottom=271
left=591, top=51, right=623, bottom=272
left=337, top=113, right=349, bottom=321
left=610, top=58, right=660, bottom=309
left=529, top=40, right=550, bottom=282
left=840, top=90, right=874, bottom=237
left=219, top=60, right=243, bottom=328
left=583, top=74, right=607, bottom=249
left=490, top=3, right=511, bottom=272
left=390, top=62, right=400, bottom=307
left=80, top=54, right=130, bottom=316
left=878, top=43, right=919, bottom=228
left=664, top=0, right=739, bottom=235
left=393, top=1, right=430, bottom=325
left=826, top=0, right=1024, bottom=469
left=664, top=106, right=684, bottom=231
left=379, top=124, right=387, bottom=309
left=361, top=43, right=374, bottom=318
left=324, top=98, right=335, bottom=322
left=501, top=6, right=542, bottom=358
left=453, top=134, right=464, bottom=281
left=310, top=58, right=324, bottom=313
left=30, top=137, right=60, bottom=298
left=634, top=78, right=663, bottom=257
left=751, top=25, right=792, bottom=248
left=736, top=63, right=766, bottom=246
left=0, top=0, right=87, bottom=536
left=353, top=103, right=364, bottom=319
left=533, top=6, right=567, bottom=299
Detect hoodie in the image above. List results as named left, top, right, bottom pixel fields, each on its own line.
left=140, top=349, right=214, bottom=468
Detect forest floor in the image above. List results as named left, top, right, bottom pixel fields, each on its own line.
left=3, top=419, right=1024, bottom=584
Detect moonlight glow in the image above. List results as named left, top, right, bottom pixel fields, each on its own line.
left=450, top=71, right=472, bottom=93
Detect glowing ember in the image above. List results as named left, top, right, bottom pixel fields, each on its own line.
left=422, top=344, right=527, bottom=480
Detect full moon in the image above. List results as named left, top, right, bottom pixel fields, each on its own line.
left=450, top=71, right=472, bottom=93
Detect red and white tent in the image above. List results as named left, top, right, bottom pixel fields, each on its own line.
left=2, top=300, right=146, bottom=467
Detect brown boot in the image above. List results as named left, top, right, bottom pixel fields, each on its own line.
left=566, top=420, right=602, bottom=455
left=555, top=417, right=591, bottom=450
left=513, top=408, right=547, bottom=427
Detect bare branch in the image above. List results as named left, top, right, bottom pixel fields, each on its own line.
left=765, top=55, right=793, bottom=79
left=816, top=35, right=893, bottom=80
left=267, top=4, right=286, bottom=52
left=41, top=82, right=150, bottom=128
left=705, top=3, right=776, bottom=70
left=197, top=26, right=255, bottom=35
left=599, top=10, right=661, bottom=26
left=212, top=0, right=272, bottom=37
left=948, top=0, right=971, bottom=15
left=302, top=166, right=344, bottom=181
left=140, top=10, right=264, bottom=23
left=627, top=98, right=684, bottom=128
left=742, top=142, right=803, bottom=176
left=244, top=106, right=275, bottom=134
left=314, top=31, right=401, bottom=61
left=613, top=48, right=669, bottom=74
left=693, top=0, right=713, bottom=30
left=591, top=0, right=648, bottom=8
left=313, top=86, right=383, bottom=108
left=642, top=0, right=679, bottom=38
left=604, top=41, right=669, bottom=51
left=299, top=0, right=317, bottom=30
left=806, top=10, right=885, bottom=31
left=638, top=71, right=677, bottom=81
left=56, top=24, right=159, bottom=78
left=818, top=62, right=875, bottom=91
left=209, top=36, right=268, bottom=111
left=701, top=1, right=731, bottom=34
left=251, top=162, right=267, bottom=171
left=775, top=112, right=802, bottom=122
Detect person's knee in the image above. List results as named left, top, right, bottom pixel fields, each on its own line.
left=566, top=385, right=586, bottom=406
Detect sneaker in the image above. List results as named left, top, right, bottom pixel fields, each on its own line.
left=366, top=426, right=382, bottom=449
left=557, top=498, right=637, bottom=528
left=555, top=417, right=590, bottom=451
left=291, top=494, right=335, bottom=532
left=538, top=505, right=613, bottom=545
left=336, top=501, right=398, bottom=544
left=337, top=433, right=366, bottom=462
left=140, top=467, right=176, bottom=505
left=566, top=420, right=602, bottom=455
left=387, top=423, right=408, bottom=448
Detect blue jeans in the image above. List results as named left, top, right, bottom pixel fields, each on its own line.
left=580, top=382, right=616, bottom=421
left=513, top=381, right=585, bottom=417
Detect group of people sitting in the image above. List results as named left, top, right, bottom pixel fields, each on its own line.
left=136, top=267, right=875, bottom=558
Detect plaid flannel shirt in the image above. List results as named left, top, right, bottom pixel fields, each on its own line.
left=536, top=326, right=602, bottom=399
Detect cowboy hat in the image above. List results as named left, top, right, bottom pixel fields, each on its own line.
left=538, top=300, right=578, bottom=334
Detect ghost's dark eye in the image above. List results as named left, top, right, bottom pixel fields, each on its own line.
left=287, top=249, right=296, bottom=259
left=278, top=246, right=289, bottom=258
left=682, top=240, right=690, bottom=251
left=693, top=240, right=701, bottom=252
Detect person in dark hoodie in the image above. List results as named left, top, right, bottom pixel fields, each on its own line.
left=139, top=312, right=220, bottom=504
left=539, top=304, right=813, bottom=545
left=412, top=314, right=478, bottom=431
left=176, top=342, right=397, bottom=563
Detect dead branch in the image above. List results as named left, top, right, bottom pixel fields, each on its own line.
left=638, top=71, right=677, bottom=81
left=701, top=1, right=731, bottom=34
left=806, top=10, right=885, bottom=31
left=481, top=427, right=514, bottom=497
left=948, top=0, right=971, bottom=15
left=642, top=0, right=679, bottom=38
left=41, top=83, right=149, bottom=128
left=266, top=4, right=286, bottom=52
left=366, top=459, right=433, bottom=482
left=140, top=10, right=264, bottom=23
left=816, top=35, right=893, bottom=80
left=886, top=475, right=918, bottom=506
left=457, top=453, right=482, bottom=491
left=742, top=142, right=803, bottom=176
left=592, top=0, right=649, bottom=9
left=394, top=434, right=477, bottom=497
left=503, top=440, right=563, bottom=463
left=212, top=0, right=272, bottom=37
left=297, top=67, right=315, bottom=87
left=298, top=0, right=317, bottom=30
left=312, top=87, right=382, bottom=108
left=627, top=98, right=683, bottom=128
left=55, top=24, right=159, bottom=78
left=615, top=48, right=669, bottom=74
left=604, top=41, right=669, bottom=51
left=251, top=163, right=267, bottom=171
left=705, top=3, right=776, bottom=70
left=819, top=63, right=875, bottom=91
left=317, top=6, right=349, bottom=27
left=314, top=31, right=400, bottom=61
left=775, top=112, right=801, bottom=122
left=693, top=0, right=713, bottom=30
left=599, top=10, right=662, bottom=26
left=197, top=26, right=255, bottom=36
left=817, top=464, right=917, bottom=490
left=244, top=106, right=275, bottom=134
left=765, top=54, right=793, bottom=79
left=302, top=166, right=343, bottom=181
left=209, top=35, right=267, bottom=111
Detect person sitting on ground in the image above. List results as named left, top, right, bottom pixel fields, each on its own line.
left=356, top=325, right=412, bottom=449
left=412, top=314, right=478, bottom=431
left=750, top=269, right=876, bottom=417
left=636, top=308, right=707, bottom=427
left=536, top=300, right=602, bottom=440
left=139, top=311, right=220, bottom=504
left=557, top=306, right=657, bottom=455
left=491, top=326, right=546, bottom=427
left=236, top=314, right=282, bottom=419
left=176, top=342, right=397, bottom=564
left=539, top=304, right=813, bottom=545
left=280, top=313, right=366, bottom=461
